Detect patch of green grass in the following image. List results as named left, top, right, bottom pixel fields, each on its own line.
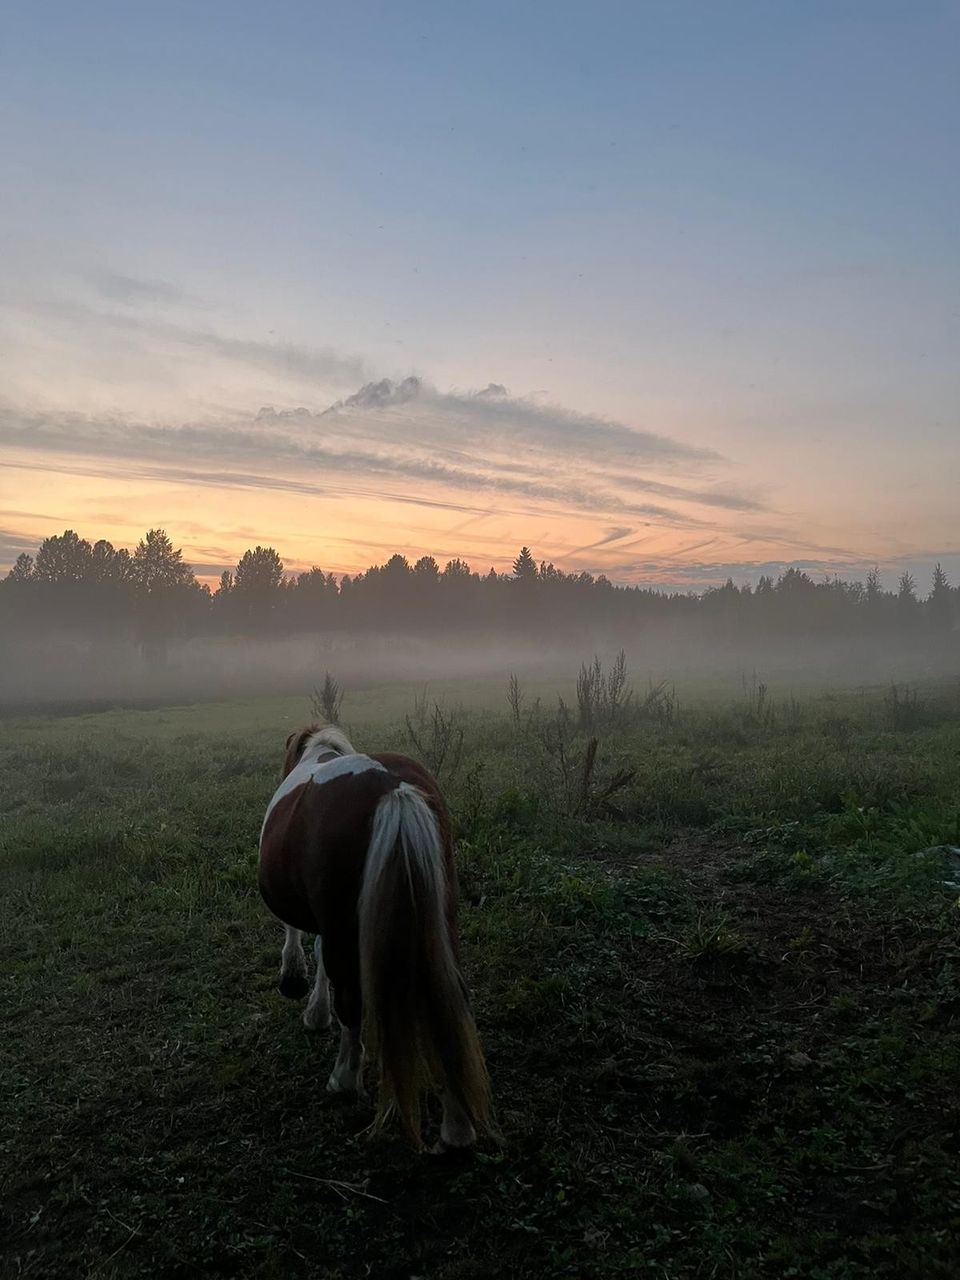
left=677, top=913, right=751, bottom=962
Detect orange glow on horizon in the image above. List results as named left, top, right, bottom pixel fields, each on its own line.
left=1, top=444, right=923, bottom=593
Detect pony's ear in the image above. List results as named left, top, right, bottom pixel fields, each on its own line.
left=282, top=725, right=317, bottom=778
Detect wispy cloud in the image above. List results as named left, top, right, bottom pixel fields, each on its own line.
left=317, top=376, right=722, bottom=467
left=0, top=456, right=499, bottom=519
left=3, top=295, right=370, bottom=390
left=596, top=556, right=915, bottom=590
left=0, top=285, right=779, bottom=577
left=1, top=389, right=758, bottom=531
left=571, top=527, right=636, bottom=553
left=2, top=288, right=753, bottom=526
left=87, top=269, right=199, bottom=309
left=0, top=528, right=41, bottom=563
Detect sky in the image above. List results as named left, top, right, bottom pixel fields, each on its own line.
left=1, top=0, right=958, bottom=591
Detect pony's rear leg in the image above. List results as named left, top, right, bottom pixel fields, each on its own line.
left=326, top=1025, right=365, bottom=1097
left=278, top=924, right=310, bottom=999
left=303, top=936, right=332, bottom=1031
left=325, top=982, right=365, bottom=1097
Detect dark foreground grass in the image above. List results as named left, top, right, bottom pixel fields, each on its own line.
left=2, top=680, right=960, bottom=1277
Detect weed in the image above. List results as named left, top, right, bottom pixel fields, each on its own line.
left=884, top=682, right=928, bottom=731
left=310, top=670, right=344, bottom=723
left=403, top=698, right=466, bottom=782
left=577, top=651, right=632, bottom=730
left=677, top=913, right=750, bottom=961
left=507, top=672, right=524, bottom=723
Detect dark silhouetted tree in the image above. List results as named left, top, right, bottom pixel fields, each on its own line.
left=1, top=528, right=952, bottom=657
left=290, top=566, right=338, bottom=631
left=232, top=546, right=285, bottom=631
left=928, top=563, right=954, bottom=634
left=131, top=529, right=194, bottom=593
left=7, top=553, right=34, bottom=583
left=89, top=539, right=131, bottom=584
left=130, top=529, right=198, bottom=660
left=33, top=530, right=93, bottom=583
left=443, top=558, right=472, bottom=579
left=897, top=571, right=919, bottom=629
left=414, top=555, right=440, bottom=581
left=235, top=546, right=284, bottom=594
left=512, top=546, right=537, bottom=581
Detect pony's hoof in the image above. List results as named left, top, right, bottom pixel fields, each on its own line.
left=326, top=1075, right=366, bottom=1100
left=303, top=1005, right=333, bottom=1032
left=326, top=1074, right=354, bottom=1095
left=279, top=972, right=310, bottom=999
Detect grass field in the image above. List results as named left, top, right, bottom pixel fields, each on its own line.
left=3, top=672, right=960, bottom=1278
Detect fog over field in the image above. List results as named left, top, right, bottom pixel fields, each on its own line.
left=1, top=625, right=956, bottom=711
left=3, top=530, right=957, bottom=709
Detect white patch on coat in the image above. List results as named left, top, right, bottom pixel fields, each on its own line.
left=280, top=924, right=307, bottom=983
left=260, top=749, right=386, bottom=844
left=302, top=726, right=355, bottom=758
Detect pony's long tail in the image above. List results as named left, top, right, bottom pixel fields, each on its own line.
left=358, top=782, right=493, bottom=1148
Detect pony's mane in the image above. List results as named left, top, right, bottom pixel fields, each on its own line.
left=303, top=724, right=356, bottom=758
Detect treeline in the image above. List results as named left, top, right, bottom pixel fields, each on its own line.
left=1, top=529, right=957, bottom=651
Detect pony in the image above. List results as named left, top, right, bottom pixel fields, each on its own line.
left=257, top=724, right=494, bottom=1151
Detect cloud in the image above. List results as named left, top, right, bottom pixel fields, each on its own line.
left=0, top=528, right=41, bottom=564
left=263, top=378, right=765, bottom=516
left=0, top=286, right=765, bottom=545
left=316, top=377, right=721, bottom=468
left=87, top=269, right=197, bottom=308
left=188, top=560, right=241, bottom=578
left=599, top=527, right=635, bottom=546
left=0, top=403, right=733, bottom=531
left=187, top=328, right=366, bottom=387
left=571, top=527, right=635, bottom=553
left=0, top=505, right=65, bottom=524
left=596, top=556, right=909, bottom=591
left=5, top=295, right=369, bottom=389
left=443, top=390, right=720, bottom=466
left=324, top=376, right=423, bottom=412
left=571, top=469, right=763, bottom=512
left=3, top=291, right=751, bottom=515
left=0, top=456, right=506, bottom=520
